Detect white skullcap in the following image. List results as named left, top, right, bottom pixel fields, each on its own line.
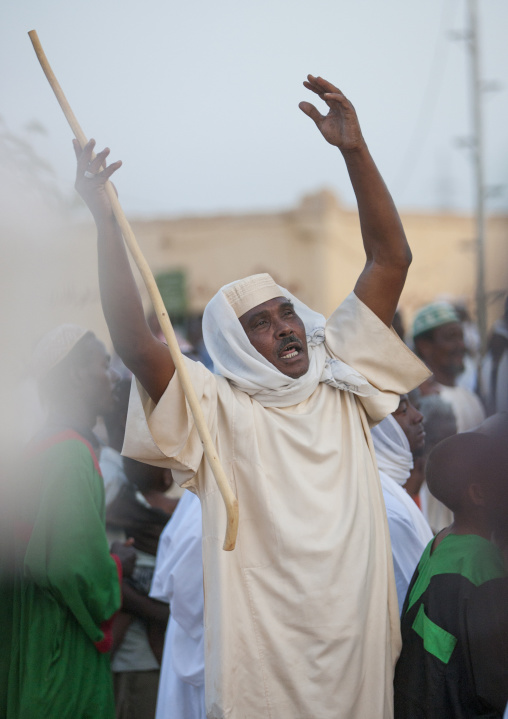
left=32, top=324, right=90, bottom=380
left=222, top=273, right=283, bottom=318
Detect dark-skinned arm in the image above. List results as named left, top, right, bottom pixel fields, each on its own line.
left=299, top=75, right=411, bottom=326
left=120, top=580, right=169, bottom=624
left=73, top=139, right=175, bottom=403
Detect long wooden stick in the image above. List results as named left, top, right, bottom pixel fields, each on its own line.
left=28, top=30, right=239, bottom=551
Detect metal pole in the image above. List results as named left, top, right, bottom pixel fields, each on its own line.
left=467, top=0, right=487, bottom=350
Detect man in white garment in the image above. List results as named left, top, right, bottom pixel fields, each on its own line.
left=73, top=75, right=430, bottom=719
left=412, top=302, right=485, bottom=432
left=372, top=395, right=433, bottom=613
left=150, top=492, right=205, bottom=719
left=412, top=302, right=485, bottom=531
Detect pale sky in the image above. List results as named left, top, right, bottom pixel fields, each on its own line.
left=2, top=0, right=508, bottom=217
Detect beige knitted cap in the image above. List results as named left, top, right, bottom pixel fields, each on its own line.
left=222, top=273, right=283, bottom=318
left=32, top=324, right=90, bottom=380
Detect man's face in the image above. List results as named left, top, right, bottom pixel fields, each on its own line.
left=392, top=394, right=425, bottom=452
left=417, top=321, right=466, bottom=380
left=239, top=297, right=310, bottom=379
left=82, top=339, right=118, bottom=416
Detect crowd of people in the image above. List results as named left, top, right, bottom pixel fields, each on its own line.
left=1, top=75, right=507, bottom=719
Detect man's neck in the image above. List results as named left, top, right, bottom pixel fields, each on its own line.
left=449, top=515, right=491, bottom=541
left=46, top=406, right=98, bottom=448
left=431, top=368, right=457, bottom=387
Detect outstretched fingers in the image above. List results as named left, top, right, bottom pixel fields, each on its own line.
left=298, top=101, right=323, bottom=128
left=72, top=138, right=123, bottom=218
left=73, top=138, right=122, bottom=183
left=89, top=147, right=111, bottom=173
left=302, top=75, right=352, bottom=119
left=303, top=74, right=343, bottom=97
left=99, top=160, right=123, bottom=181
left=74, top=138, right=96, bottom=172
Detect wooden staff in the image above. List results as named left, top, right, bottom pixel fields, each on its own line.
left=28, top=29, right=239, bottom=551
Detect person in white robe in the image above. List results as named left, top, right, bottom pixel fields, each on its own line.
left=372, top=412, right=433, bottom=612
left=412, top=302, right=486, bottom=531
left=73, top=75, right=431, bottom=719
left=150, top=492, right=205, bottom=719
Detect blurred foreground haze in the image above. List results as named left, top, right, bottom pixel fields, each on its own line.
left=1, top=0, right=507, bottom=458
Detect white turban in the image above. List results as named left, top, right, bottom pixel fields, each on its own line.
left=371, top=413, right=433, bottom=545
left=202, top=273, right=377, bottom=408
left=32, top=324, right=90, bottom=381
left=371, top=414, right=413, bottom=486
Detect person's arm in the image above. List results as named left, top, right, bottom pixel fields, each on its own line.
left=110, top=539, right=137, bottom=578
left=73, top=139, right=175, bottom=403
left=121, top=580, right=169, bottom=624
left=299, top=75, right=411, bottom=326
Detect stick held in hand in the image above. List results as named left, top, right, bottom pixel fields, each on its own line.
left=28, top=29, right=239, bottom=551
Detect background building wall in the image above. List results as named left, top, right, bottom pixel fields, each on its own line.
left=10, top=189, right=508, bottom=358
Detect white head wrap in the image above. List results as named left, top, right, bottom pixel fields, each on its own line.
left=371, top=414, right=413, bottom=485
left=202, top=273, right=378, bottom=408
left=372, top=413, right=433, bottom=545
left=32, top=324, right=90, bottom=381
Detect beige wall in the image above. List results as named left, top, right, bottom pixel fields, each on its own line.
left=121, top=190, right=508, bottom=332
left=7, top=189, right=508, bottom=361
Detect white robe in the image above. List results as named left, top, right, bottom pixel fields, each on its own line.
left=150, top=491, right=205, bottom=719
left=382, top=490, right=429, bottom=613
left=124, top=293, right=430, bottom=719
left=372, top=415, right=433, bottom=612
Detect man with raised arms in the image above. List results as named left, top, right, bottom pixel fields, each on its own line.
left=74, top=75, right=430, bottom=719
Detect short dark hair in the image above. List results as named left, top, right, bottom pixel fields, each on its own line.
left=413, top=327, right=435, bottom=349
left=426, top=432, right=494, bottom=512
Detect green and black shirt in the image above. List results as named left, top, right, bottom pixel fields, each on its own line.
left=394, top=534, right=507, bottom=719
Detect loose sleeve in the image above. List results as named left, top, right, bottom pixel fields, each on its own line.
left=325, top=292, right=431, bottom=421
left=122, top=356, right=219, bottom=488
left=24, top=440, right=121, bottom=647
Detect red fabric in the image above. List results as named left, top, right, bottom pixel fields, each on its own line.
left=94, top=554, right=123, bottom=653
left=412, top=493, right=422, bottom=509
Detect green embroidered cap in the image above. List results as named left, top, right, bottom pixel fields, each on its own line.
left=412, top=302, right=460, bottom=340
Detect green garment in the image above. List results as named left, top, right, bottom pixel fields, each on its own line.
left=5, top=430, right=121, bottom=719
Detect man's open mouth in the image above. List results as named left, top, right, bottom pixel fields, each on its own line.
left=278, top=339, right=302, bottom=360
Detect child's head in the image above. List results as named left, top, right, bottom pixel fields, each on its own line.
left=426, top=432, right=497, bottom=519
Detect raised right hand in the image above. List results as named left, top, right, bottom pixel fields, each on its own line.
left=73, top=138, right=122, bottom=223
left=299, top=75, right=366, bottom=153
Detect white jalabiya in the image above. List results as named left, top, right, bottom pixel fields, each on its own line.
left=124, top=290, right=430, bottom=719
left=150, top=491, right=205, bottom=719
left=372, top=415, right=433, bottom=546
left=371, top=415, right=433, bottom=612
left=372, top=414, right=414, bottom=485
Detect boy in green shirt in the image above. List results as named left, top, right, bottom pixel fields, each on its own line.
left=394, top=420, right=508, bottom=718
